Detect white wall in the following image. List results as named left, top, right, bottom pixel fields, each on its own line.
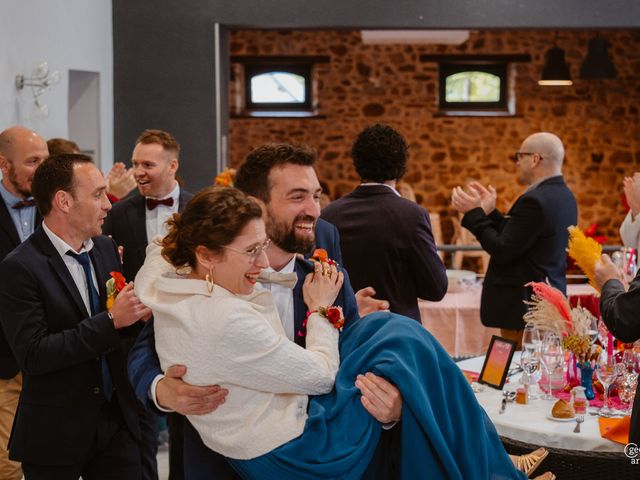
left=0, top=0, right=113, bottom=171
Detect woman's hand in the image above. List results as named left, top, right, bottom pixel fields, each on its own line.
left=303, top=261, right=344, bottom=311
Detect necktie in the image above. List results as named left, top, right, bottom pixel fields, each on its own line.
left=12, top=198, right=36, bottom=209
left=66, top=251, right=113, bottom=400
left=146, top=197, right=174, bottom=210
left=257, top=271, right=298, bottom=289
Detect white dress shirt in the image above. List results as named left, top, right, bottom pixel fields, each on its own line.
left=145, top=182, right=180, bottom=242
left=42, top=221, right=97, bottom=315
left=259, top=255, right=297, bottom=341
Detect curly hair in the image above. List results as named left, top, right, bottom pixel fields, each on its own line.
left=351, top=124, right=408, bottom=183
left=235, top=143, right=316, bottom=202
left=162, top=187, right=262, bottom=269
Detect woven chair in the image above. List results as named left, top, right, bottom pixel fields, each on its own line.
left=501, top=436, right=634, bottom=479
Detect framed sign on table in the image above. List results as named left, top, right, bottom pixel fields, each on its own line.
left=478, top=335, right=517, bottom=389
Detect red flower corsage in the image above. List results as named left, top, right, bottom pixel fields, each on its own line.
left=106, top=271, right=126, bottom=310
left=310, top=248, right=337, bottom=267
left=307, top=306, right=345, bottom=331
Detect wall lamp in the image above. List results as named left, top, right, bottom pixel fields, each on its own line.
left=15, top=62, right=60, bottom=118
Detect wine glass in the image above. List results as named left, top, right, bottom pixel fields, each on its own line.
left=521, top=325, right=542, bottom=398
left=522, top=324, right=541, bottom=352
left=596, top=350, right=619, bottom=417
left=539, top=333, right=563, bottom=401
left=520, top=349, right=541, bottom=399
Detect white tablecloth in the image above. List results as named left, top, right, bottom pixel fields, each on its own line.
left=456, top=354, right=623, bottom=452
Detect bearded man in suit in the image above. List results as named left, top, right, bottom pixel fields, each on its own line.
left=128, top=143, right=402, bottom=479
left=452, top=132, right=578, bottom=346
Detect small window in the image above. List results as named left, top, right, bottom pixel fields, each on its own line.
left=231, top=56, right=329, bottom=118
left=439, top=63, right=507, bottom=111
left=245, top=64, right=311, bottom=111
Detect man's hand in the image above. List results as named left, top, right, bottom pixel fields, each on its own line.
left=355, top=372, right=401, bottom=424
left=623, top=173, right=640, bottom=219
left=355, top=287, right=389, bottom=317
left=594, top=254, right=624, bottom=290
left=467, top=182, right=497, bottom=215
left=109, top=282, right=152, bottom=328
left=156, top=365, right=228, bottom=415
left=451, top=186, right=483, bottom=214
left=106, top=162, right=137, bottom=200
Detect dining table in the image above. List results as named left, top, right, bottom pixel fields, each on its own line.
left=419, top=283, right=599, bottom=358
left=457, top=353, right=624, bottom=452
left=456, top=353, right=633, bottom=479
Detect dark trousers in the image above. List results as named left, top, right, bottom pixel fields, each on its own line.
left=362, top=424, right=402, bottom=480
left=168, top=412, right=187, bottom=480
left=22, top=400, right=141, bottom=480
left=139, top=402, right=159, bottom=480
left=183, top=417, right=239, bottom=480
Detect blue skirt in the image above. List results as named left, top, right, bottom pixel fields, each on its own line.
left=226, top=312, right=525, bottom=480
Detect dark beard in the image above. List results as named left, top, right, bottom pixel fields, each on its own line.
left=267, top=210, right=316, bottom=255
left=8, top=165, right=31, bottom=198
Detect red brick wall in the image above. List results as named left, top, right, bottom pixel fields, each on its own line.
left=228, top=30, right=640, bottom=243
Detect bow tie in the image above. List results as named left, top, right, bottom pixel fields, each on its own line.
left=257, top=271, right=298, bottom=289
left=146, top=197, right=174, bottom=210
left=12, top=198, right=36, bottom=210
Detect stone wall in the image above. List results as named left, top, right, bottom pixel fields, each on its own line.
left=228, top=30, right=640, bottom=244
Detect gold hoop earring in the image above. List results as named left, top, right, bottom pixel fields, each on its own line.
left=205, top=266, right=214, bottom=293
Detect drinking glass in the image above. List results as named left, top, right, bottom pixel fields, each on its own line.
left=596, top=350, right=619, bottom=417
left=540, top=333, right=563, bottom=401
left=521, top=325, right=542, bottom=398
left=520, top=349, right=541, bottom=399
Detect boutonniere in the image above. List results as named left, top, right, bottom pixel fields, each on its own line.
left=106, top=271, right=126, bottom=310
left=310, top=248, right=337, bottom=268
left=214, top=168, right=236, bottom=187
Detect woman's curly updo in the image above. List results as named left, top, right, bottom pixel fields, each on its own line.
left=162, top=186, right=263, bottom=269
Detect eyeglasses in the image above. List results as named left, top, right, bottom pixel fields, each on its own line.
left=222, top=238, right=271, bottom=260
left=513, top=152, right=544, bottom=162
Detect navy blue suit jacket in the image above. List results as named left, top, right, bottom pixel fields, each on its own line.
left=462, top=176, right=577, bottom=330
left=0, top=228, right=140, bottom=465
left=322, top=185, right=447, bottom=321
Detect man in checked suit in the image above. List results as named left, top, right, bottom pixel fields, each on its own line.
left=128, top=143, right=402, bottom=479
left=0, top=154, right=151, bottom=479
left=452, top=132, right=578, bottom=346
left=0, top=125, right=48, bottom=480
left=103, top=129, right=193, bottom=480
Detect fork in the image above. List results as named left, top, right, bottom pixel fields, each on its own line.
left=573, top=414, right=584, bottom=433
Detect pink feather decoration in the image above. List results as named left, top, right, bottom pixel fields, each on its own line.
left=526, top=282, right=572, bottom=328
